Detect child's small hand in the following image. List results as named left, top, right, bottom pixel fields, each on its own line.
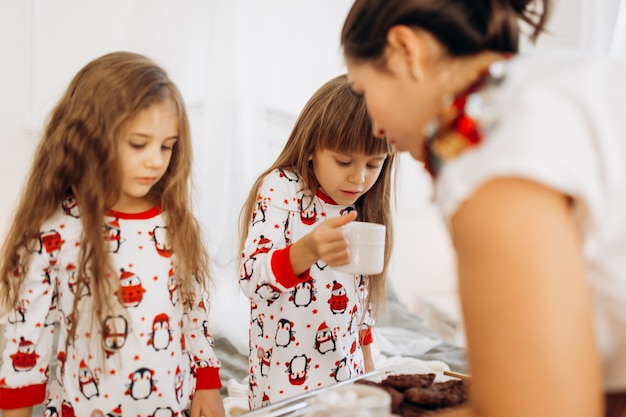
left=189, top=388, right=225, bottom=417
left=307, top=210, right=357, bottom=267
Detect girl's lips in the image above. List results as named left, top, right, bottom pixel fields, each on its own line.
left=137, top=177, right=156, bottom=184
left=341, top=190, right=361, bottom=198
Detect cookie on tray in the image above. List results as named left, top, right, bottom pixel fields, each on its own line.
left=381, top=373, right=436, bottom=390
left=404, top=379, right=468, bottom=408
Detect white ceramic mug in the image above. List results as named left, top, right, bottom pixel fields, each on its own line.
left=333, top=221, right=386, bottom=275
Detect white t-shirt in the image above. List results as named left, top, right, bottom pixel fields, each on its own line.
left=435, top=51, right=626, bottom=391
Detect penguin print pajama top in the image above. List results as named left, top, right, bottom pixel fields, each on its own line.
left=0, top=198, right=221, bottom=416
left=239, top=169, right=374, bottom=409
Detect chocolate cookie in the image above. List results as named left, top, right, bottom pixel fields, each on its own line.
left=356, top=372, right=469, bottom=416
left=404, top=379, right=468, bottom=408
left=381, top=373, right=436, bottom=390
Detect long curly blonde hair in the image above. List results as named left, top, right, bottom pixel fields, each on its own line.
left=0, top=51, right=211, bottom=348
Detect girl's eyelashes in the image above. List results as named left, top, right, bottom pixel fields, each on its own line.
left=161, top=139, right=178, bottom=151
left=335, top=161, right=381, bottom=170
left=128, top=139, right=177, bottom=150
left=334, top=156, right=385, bottom=168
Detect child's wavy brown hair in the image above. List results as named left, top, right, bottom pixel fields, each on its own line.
left=0, top=51, right=210, bottom=348
left=239, top=74, right=397, bottom=317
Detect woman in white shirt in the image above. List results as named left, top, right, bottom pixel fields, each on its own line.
left=341, top=1, right=626, bottom=416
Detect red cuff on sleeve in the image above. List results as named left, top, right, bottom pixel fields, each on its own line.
left=271, top=246, right=311, bottom=289
left=359, top=328, right=374, bottom=346
left=0, top=383, right=46, bottom=409
left=195, top=366, right=222, bottom=390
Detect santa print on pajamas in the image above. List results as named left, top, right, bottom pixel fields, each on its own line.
left=239, top=169, right=374, bottom=409
left=0, top=196, right=221, bottom=415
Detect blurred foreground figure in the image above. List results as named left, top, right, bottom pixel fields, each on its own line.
left=342, top=1, right=626, bottom=416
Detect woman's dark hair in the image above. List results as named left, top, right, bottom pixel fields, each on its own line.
left=342, top=0, right=551, bottom=63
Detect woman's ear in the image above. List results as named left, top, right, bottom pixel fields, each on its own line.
left=386, top=25, right=425, bottom=81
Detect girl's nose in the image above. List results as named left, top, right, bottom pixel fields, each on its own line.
left=348, top=166, right=366, bottom=184
left=146, top=146, right=164, bottom=168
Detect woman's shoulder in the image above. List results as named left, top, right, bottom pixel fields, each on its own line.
left=506, top=50, right=625, bottom=97
left=501, top=51, right=625, bottom=139
left=434, top=51, right=626, bottom=220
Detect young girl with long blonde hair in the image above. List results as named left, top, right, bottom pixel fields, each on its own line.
left=0, top=51, right=224, bottom=417
left=238, top=74, right=397, bottom=409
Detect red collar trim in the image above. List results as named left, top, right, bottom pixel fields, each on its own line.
left=107, top=206, right=162, bottom=220
left=316, top=189, right=338, bottom=205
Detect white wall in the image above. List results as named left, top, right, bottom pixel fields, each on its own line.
left=0, top=2, right=36, bottom=238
